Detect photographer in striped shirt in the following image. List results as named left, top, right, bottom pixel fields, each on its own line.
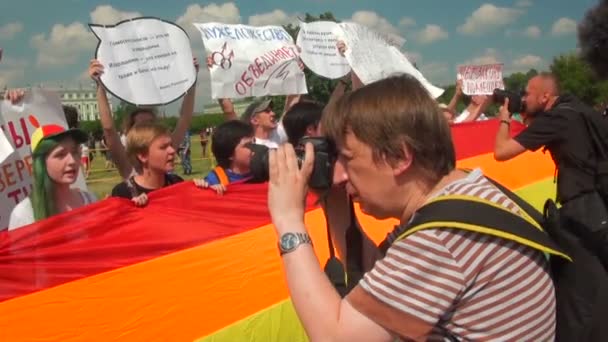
left=267, top=74, right=556, bottom=341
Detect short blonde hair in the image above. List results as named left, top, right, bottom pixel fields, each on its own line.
left=322, top=74, right=455, bottom=181
left=126, top=122, right=171, bottom=168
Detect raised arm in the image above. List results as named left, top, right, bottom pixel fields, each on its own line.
left=337, top=41, right=363, bottom=91
left=461, top=95, right=491, bottom=122
left=89, top=59, right=132, bottom=179
left=447, top=80, right=463, bottom=114
left=172, top=58, right=199, bottom=147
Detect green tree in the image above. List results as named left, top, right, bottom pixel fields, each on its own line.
left=550, top=53, right=600, bottom=104
left=503, top=70, right=537, bottom=93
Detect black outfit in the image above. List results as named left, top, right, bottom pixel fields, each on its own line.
left=514, top=95, right=608, bottom=341
left=514, top=95, right=598, bottom=203
left=111, top=173, right=184, bottom=199
left=514, top=95, right=608, bottom=261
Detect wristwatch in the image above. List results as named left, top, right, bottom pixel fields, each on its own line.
left=278, top=232, right=313, bottom=256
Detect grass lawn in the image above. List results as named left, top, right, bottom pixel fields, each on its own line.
left=86, top=139, right=214, bottom=199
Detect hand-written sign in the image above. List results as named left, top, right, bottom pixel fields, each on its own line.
left=90, top=17, right=196, bottom=106
left=0, top=90, right=87, bottom=230
left=194, top=23, right=308, bottom=99
left=336, top=22, right=443, bottom=98
left=296, top=21, right=350, bottom=79
left=457, top=64, right=505, bottom=95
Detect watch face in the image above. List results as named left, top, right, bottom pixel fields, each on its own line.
left=280, top=233, right=298, bottom=251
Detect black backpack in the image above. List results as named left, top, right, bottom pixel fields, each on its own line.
left=558, top=103, right=608, bottom=207
left=373, top=176, right=607, bottom=341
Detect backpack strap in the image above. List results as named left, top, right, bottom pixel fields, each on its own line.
left=395, top=195, right=571, bottom=261
left=212, top=166, right=230, bottom=187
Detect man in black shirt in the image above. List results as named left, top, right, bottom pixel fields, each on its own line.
left=494, top=72, right=608, bottom=266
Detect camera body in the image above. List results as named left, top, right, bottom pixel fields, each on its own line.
left=248, top=136, right=336, bottom=190
left=492, top=88, right=526, bottom=114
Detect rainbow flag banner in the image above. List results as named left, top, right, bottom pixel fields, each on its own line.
left=0, top=120, right=555, bottom=342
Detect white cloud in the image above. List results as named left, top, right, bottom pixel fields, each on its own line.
left=398, top=17, right=416, bottom=28
left=0, top=57, right=27, bottom=87
left=551, top=17, right=577, bottom=36
left=523, top=25, right=541, bottom=38
left=513, top=54, right=544, bottom=69
left=458, top=4, right=523, bottom=35
left=515, top=0, right=533, bottom=8
left=176, top=2, right=241, bottom=40
left=465, top=48, right=502, bottom=65
left=415, top=24, right=448, bottom=44
left=0, top=22, right=24, bottom=40
left=30, top=22, right=95, bottom=68
left=349, top=10, right=405, bottom=46
left=89, top=5, right=142, bottom=25
left=248, top=9, right=299, bottom=26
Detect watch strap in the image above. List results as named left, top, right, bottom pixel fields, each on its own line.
left=279, top=232, right=313, bottom=256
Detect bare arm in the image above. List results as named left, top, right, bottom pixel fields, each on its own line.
left=336, top=41, right=363, bottom=91
left=172, top=58, right=198, bottom=148
left=218, top=98, right=238, bottom=121
left=448, top=80, right=463, bottom=114
left=462, top=95, right=490, bottom=122
left=494, top=99, right=527, bottom=161
left=89, top=59, right=132, bottom=179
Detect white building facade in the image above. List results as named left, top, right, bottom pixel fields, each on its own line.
left=59, top=89, right=112, bottom=122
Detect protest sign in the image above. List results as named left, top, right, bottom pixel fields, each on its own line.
left=335, top=22, right=443, bottom=98
left=0, top=89, right=87, bottom=230
left=90, top=17, right=196, bottom=106
left=0, top=129, right=13, bottom=163
left=296, top=21, right=351, bottom=79
left=457, top=64, right=505, bottom=95
left=193, top=23, right=307, bottom=99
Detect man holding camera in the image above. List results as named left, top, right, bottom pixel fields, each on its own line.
left=267, top=74, right=557, bottom=341
left=494, top=73, right=608, bottom=266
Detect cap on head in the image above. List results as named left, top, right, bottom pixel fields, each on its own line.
left=241, top=99, right=273, bottom=123
left=31, top=124, right=88, bottom=154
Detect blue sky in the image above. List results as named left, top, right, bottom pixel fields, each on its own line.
left=0, top=0, right=599, bottom=111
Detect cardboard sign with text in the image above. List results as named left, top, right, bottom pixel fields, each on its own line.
left=296, top=21, right=350, bottom=79
left=90, top=17, right=196, bottom=106
left=194, top=22, right=308, bottom=99
left=457, top=64, right=505, bottom=95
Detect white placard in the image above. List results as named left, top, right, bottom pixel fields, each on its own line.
left=296, top=21, right=351, bottom=79
left=194, top=22, right=308, bottom=99
left=0, top=89, right=88, bottom=230
left=0, top=129, right=13, bottom=163
left=457, top=64, right=505, bottom=95
left=90, top=17, right=196, bottom=106
left=335, top=22, right=444, bottom=98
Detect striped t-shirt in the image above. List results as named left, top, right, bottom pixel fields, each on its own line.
left=346, top=169, right=556, bottom=341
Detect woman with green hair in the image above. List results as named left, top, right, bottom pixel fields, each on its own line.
left=8, top=124, right=97, bottom=230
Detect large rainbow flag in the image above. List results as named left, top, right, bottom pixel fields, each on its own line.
left=0, top=120, right=555, bottom=342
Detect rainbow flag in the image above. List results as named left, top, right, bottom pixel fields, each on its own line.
left=0, top=119, right=555, bottom=342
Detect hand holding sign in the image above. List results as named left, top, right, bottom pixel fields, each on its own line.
left=335, top=23, right=443, bottom=98
left=296, top=21, right=351, bottom=79
left=90, top=17, right=196, bottom=106
left=194, top=23, right=307, bottom=99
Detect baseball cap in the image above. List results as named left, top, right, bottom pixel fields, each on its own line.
left=241, top=99, right=273, bottom=122
left=31, top=124, right=88, bottom=154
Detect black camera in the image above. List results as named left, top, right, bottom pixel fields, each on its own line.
left=248, top=137, right=337, bottom=190
left=492, top=88, right=526, bottom=114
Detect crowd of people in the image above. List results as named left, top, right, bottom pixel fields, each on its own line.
left=3, top=19, right=608, bottom=339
